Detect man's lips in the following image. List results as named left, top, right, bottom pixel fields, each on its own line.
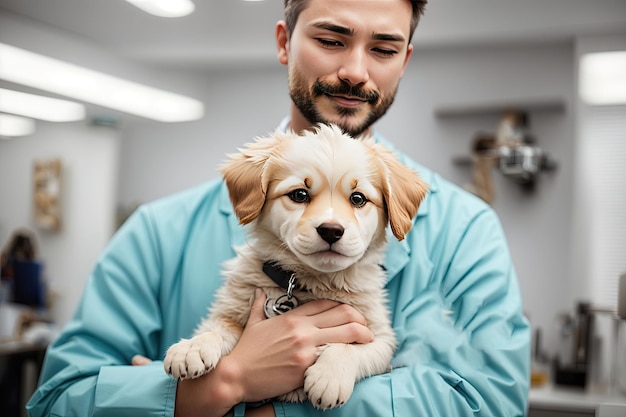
left=328, top=94, right=368, bottom=107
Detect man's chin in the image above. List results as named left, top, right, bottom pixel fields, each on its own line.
left=330, top=119, right=371, bottom=137
left=317, top=112, right=372, bottom=137
left=298, top=98, right=374, bottom=136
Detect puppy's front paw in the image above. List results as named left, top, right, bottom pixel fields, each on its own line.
left=164, top=332, right=223, bottom=379
left=304, top=351, right=357, bottom=409
left=277, top=387, right=307, bottom=404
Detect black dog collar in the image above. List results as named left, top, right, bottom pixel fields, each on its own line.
left=262, top=261, right=296, bottom=291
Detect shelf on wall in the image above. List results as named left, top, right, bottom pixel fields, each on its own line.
left=434, top=98, right=566, bottom=118
left=451, top=155, right=475, bottom=166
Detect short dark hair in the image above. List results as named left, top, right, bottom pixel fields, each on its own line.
left=283, top=0, right=428, bottom=43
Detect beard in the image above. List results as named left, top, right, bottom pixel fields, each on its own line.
left=288, top=66, right=397, bottom=137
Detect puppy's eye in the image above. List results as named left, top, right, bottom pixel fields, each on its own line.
left=288, top=189, right=310, bottom=203
left=350, top=192, right=368, bottom=207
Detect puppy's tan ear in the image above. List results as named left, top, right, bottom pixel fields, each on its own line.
left=220, top=133, right=282, bottom=225
left=376, top=145, right=429, bottom=241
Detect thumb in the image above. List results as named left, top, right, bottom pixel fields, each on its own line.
left=247, top=288, right=267, bottom=326
left=131, top=355, right=152, bottom=366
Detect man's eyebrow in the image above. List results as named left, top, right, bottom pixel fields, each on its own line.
left=372, top=33, right=406, bottom=43
left=312, top=21, right=353, bottom=36
left=312, top=21, right=406, bottom=43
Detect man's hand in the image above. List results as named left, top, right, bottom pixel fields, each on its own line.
left=223, top=289, right=373, bottom=404
left=152, top=289, right=372, bottom=417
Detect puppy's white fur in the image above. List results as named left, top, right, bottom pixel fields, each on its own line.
left=164, top=124, right=428, bottom=409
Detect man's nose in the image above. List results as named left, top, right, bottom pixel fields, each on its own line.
left=338, top=49, right=369, bottom=86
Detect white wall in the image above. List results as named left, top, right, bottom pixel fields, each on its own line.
left=116, top=66, right=289, bottom=206
left=0, top=121, right=121, bottom=326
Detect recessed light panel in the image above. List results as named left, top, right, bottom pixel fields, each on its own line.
left=580, top=51, right=626, bottom=105
left=0, top=113, right=35, bottom=138
left=0, top=88, right=85, bottom=122
left=0, top=43, right=204, bottom=122
left=125, top=0, right=195, bottom=18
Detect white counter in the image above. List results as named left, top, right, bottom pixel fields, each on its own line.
left=529, top=384, right=626, bottom=416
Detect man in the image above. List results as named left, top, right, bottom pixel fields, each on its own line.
left=27, top=1, right=530, bottom=416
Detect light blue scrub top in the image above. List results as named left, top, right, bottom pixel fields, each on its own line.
left=27, top=130, right=530, bottom=417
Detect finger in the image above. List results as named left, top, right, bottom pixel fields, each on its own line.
left=308, top=303, right=368, bottom=328
left=284, top=298, right=341, bottom=317
left=315, top=323, right=374, bottom=345
left=131, top=354, right=152, bottom=366
left=247, top=288, right=267, bottom=326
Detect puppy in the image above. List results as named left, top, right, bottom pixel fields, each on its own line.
left=164, top=124, right=428, bottom=409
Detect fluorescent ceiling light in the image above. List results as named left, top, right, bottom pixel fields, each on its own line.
left=580, top=51, right=626, bottom=105
left=0, top=88, right=85, bottom=122
left=0, top=113, right=35, bottom=138
left=125, top=0, right=195, bottom=18
left=0, top=43, right=204, bottom=122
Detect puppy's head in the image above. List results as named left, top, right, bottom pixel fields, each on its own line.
left=220, top=124, right=428, bottom=273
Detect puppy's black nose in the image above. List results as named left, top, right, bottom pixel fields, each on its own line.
left=317, top=223, right=344, bottom=244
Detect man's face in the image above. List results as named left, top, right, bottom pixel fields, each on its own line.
left=279, top=0, right=413, bottom=137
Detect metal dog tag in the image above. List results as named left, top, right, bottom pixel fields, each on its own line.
left=263, top=274, right=300, bottom=318
left=264, top=294, right=300, bottom=318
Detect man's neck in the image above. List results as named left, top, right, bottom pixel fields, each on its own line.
left=287, top=105, right=313, bottom=134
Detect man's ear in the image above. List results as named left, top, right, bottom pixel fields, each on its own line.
left=276, top=20, right=289, bottom=65
left=400, top=43, right=413, bottom=77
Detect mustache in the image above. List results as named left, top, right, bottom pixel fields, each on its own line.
left=313, top=80, right=380, bottom=105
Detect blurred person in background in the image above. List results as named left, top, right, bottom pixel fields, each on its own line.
left=1, top=228, right=37, bottom=279
left=1, top=228, right=40, bottom=304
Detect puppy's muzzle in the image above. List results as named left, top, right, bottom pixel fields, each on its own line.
left=317, top=223, right=345, bottom=244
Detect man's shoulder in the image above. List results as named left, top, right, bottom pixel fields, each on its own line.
left=153, top=178, right=224, bottom=204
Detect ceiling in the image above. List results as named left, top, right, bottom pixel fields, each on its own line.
left=1, top=0, right=626, bottom=71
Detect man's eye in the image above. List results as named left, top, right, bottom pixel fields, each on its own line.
left=350, top=192, right=368, bottom=207
left=316, top=38, right=343, bottom=48
left=288, top=189, right=310, bottom=203
left=372, top=48, right=397, bottom=57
